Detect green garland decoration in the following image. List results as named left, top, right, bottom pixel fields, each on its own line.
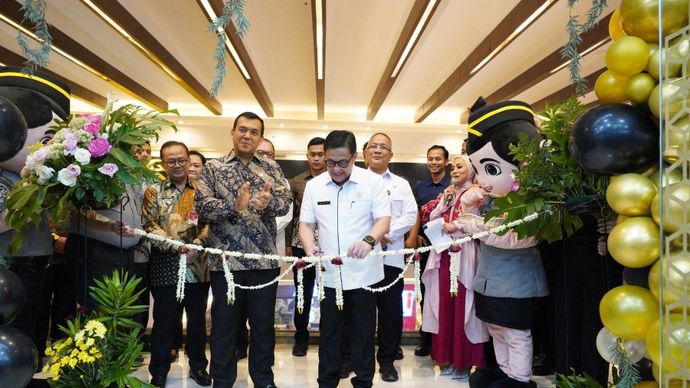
left=17, top=0, right=52, bottom=72
left=612, top=338, right=641, bottom=388
left=208, top=0, right=250, bottom=97
left=561, top=0, right=608, bottom=96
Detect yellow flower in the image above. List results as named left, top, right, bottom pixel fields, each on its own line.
left=74, top=331, right=84, bottom=343
left=70, top=349, right=79, bottom=357
left=85, top=338, right=94, bottom=348
left=45, top=347, right=55, bottom=357
left=68, top=358, right=77, bottom=368
left=85, top=320, right=107, bottom=338
left=89, top=347, right=98, bottom=355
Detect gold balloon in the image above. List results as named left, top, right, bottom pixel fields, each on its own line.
left=606, top=173, right=658, bottom=216
left=620, top=0, right=689, bottom=43
left=608, top=217, right=660, bottom=268
left=635, top=382, right=658, bottom=388
left=651, top=362, right=689, bottom=385
left=646, top=314, right=690, bottom=373
left=610, top=8, right=628, bottom=40
left=648, top=253, right=690, bottom=309
left=626, top=73, right=657, bottom=106
left=670, top=37, right=689, bottom=69
left=651, top=182, right=690, bottom=233
left=649, top=78, right=687, bottom=118
left=647, top=47, right=682, bottom=80
left=649, top=167, right=683, bottom=190
left=664, top=116, right=689, bottom=164
left=606, top=36, right=650, bottom=76
left=595, top=70, right=629, bottom=103
left=617, top=214, right=631, bottom=224
left=636, top=163, right=659, bottom=177
left=600, top=285, right=659, bottom=339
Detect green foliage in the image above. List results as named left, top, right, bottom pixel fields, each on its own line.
left=562, top=0, right=608, bottom=96
left=554, top=368, right=603, bottom=388
left=612, top=339, right=641, bottom=388
left=45, top=271, right=151, bottom=387
left=208, top=0, right=250, bottom=96
left=485, top=96, right=609, bottom=242
left=17, top=0, right=52, bottom=71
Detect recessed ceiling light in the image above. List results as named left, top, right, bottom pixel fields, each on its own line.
left=279, top=123, right=285, bottom=128
left=178, top=119, right=184, bottom=124
left=322, top=125, right=329, bottom=130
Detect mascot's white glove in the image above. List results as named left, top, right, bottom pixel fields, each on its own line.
left=460, top=186, right=485, bottom=214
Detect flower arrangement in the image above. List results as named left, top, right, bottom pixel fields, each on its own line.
left=3, top=100, right=177, bottom=254
left=42, top=270, right=148, bottom=387
left=484, top=96, right=609, bottom=243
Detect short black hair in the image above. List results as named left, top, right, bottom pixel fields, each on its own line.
left=232, top=111, right=265, bottom=137
left=324, top=130, right=357, bottom=154
left=188, top=150, right=207, bottom=165
left=362, top=141, right=369, bottom=153
left=261, top=138, right=275, bottom=151
left=427, top=145, right=449, bottom=160
left=160, top=140, right=189, bottom=160
left=308, top=137, right=325, bottom=148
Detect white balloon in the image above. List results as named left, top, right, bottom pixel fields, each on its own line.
left=596, top=327, right=647, bottom=364
left=626, top=339, right=647, bottom=363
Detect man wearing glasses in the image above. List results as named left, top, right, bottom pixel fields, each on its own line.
left=142, top=141, right=211, bottom=387
left=195, top=112, right=292, bottom=388
left=299, top=130, right=390, bottom=388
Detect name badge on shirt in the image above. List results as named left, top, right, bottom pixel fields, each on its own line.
left=317, top=201, right=331, bottom=205
left=188, top=210, right=199, bottom=225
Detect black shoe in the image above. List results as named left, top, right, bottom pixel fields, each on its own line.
left=395, top=346, right=404, bottom=360
left=235, top=347, right=248, bottom=360
left=339, top=360, right=351, bottom=379
left=262, top=384, right=278, bottom=388
left=150, top=376, right=166, bottom=388
left=292, top=341, right=308, bottom=357
left=469, top=367, right=507, bottom=388
left=486, top=377, right=536, bottom=388
left=379, top=365, right=399, bottom=382
left=189, top=369, right=212, bottom=386
left=414, top=341, right=431, bottom=357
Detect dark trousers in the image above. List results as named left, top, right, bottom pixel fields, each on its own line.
left=319, top=287, right=376, bottom=388
left=132, top=262, right=150, bottom=332
left=210, top=269, right=279, bottom=387
left=374, top=265, right=403, bottom=366
left=36, top=256, right=76, bottom=356
left=7, top=255, right=50, bottom=354
left=291, top=246, right=316, bottom=343
left=149, top=283, right=210, bottom=378
left=172, top=306, right=184, bottom=350
left=65, top=234, right=134, bottom=310
left=418, top=250, right=431, bottom=343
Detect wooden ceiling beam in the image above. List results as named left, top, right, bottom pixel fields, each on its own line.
left=530, top=67, right=606, bottom=112
left=84, top=0, right=223, bottom=115
left=311, top=0, right=326, bottom=119
left=0, top=1, right=168, bottom=111
left=486, top=13, right=612, bottom=104
left=366, top=0, right=440, bottom=121
left=414, top=0, right=556, bottom=123
left=0, top=45, right=107, bottom=108
left=198, top=0, right=274, bottom=117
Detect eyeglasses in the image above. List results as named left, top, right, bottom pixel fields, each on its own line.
left=164, top=158, right=187, bottom=167
left=256, top=150, right=275, bottom=158
left=367, top=143, right=391, bottom=152
left=325, top=155, right=354, bottom=168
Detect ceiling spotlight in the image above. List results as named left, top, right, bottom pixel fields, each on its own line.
left=279, top=123, right=285, bottom=128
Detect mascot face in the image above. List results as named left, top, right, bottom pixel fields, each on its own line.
left=468, top=142, right=517, bottom=197
left=0, top=67, right=70, bottom=174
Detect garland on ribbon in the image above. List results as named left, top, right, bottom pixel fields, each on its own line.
left=296, top=266, right=305, bottom=313
left=413, top=253, right=422, bottom=302
left=175, top=253, right=187, bottom=300
left=220, top=255, right=235, bottom=304
left=449, top=245, right=461, bottom=297
left=317, top=262, right=326, bottom=302
left=208, top=0, right=250, bottom=96
left=17, top=0, right=52, bottom=72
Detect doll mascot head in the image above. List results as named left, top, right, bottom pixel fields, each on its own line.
left=0, top=66, right=71, bottom=172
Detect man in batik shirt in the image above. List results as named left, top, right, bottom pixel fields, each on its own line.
left=195, top=112, right=292, bottom=388
left=142, top=141, right=211, bottom=387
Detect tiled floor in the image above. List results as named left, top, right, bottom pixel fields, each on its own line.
left=118, top=344, right=555, bottom=387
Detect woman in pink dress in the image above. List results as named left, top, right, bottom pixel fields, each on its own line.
left=420, top=155, right=487, bottom=380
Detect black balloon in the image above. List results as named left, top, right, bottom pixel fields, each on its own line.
left=568, top=103, right=659, bottom=175
left=0, top=268, right=26, bottom=326
left=0, top=326, right=38, bottom=388
left=0, top=96, right=27, bottom=163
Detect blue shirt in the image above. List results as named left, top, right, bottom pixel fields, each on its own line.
left=413, top=173, right=451, bottom=209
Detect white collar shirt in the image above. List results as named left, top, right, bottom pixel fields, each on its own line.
left=374, top=169, right=418, bottom=269
left=300, top=166, right=391, bottom=290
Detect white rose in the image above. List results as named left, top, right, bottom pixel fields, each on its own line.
left=57, top=168, right=78, bottom=187
left=74, top=148, right=92, bottom=165
left=36, top=165, right=55, bottom=184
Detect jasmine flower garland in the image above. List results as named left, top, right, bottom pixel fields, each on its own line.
left=176, top=253, right=187, bottom=301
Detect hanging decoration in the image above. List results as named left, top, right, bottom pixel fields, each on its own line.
left=17, top=0, right=52, bottom=72
left=208, top=0, right=250, bottom=96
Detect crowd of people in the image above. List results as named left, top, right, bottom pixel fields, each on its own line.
left=1, top=106, right=619, bottom=388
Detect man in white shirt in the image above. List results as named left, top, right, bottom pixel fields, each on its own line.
left=365, top=133, right=418, bottom=382
left=300, top=130, right=391, bottom=388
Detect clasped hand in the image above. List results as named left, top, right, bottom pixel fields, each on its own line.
left=236, top=182, right=272, bottom=212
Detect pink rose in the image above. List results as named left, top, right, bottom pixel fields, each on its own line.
left=82, top=114, right=102, bottom=135
left=63, top=133, right=78, bottom=155
left=88, top=138, right=112, bottom=158
left=97, top=163, right=118, bottom=177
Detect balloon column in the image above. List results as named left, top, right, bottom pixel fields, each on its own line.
left=0, top=267, right=38, bottom=387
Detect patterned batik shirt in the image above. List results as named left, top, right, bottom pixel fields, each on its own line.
left=194, top=151, right=292, bottom=271
left=141, top=179, right=210, bottom=287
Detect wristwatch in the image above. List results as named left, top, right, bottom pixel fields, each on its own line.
left=362, top=235, right=375, bottom=248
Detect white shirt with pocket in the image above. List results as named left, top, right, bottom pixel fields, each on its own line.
left=377, top=169, right=418, bottom=269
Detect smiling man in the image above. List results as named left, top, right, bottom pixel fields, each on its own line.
left=195, top=112, right=292, bottom=388
left=299, top=130, right=391, bottom=388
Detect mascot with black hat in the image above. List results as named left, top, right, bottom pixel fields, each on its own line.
left=0, top=66, right=71, bottom=377
left=456, top=99, right=547, bottom=388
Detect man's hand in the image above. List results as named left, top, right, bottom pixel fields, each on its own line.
left=236, top=182, right=250, bottom=212
left=381, top=235, right=393, bottom=245
left=305, top=246, right=321, bottom=257
left=186, top=249, right=199, bottom=263
left=111, top=221, right=135, bottom=237
left=253, top=182, right=272, bottom=211
left=442, top=222, right=458, bottom=234
left=347, top=240, right=372, bottom=259
left=404, top=235, right=417, bottom=248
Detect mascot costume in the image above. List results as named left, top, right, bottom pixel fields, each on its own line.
left=457, top=99, right=547, bottom=388
left=0, top=66, right=71, bottom=369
